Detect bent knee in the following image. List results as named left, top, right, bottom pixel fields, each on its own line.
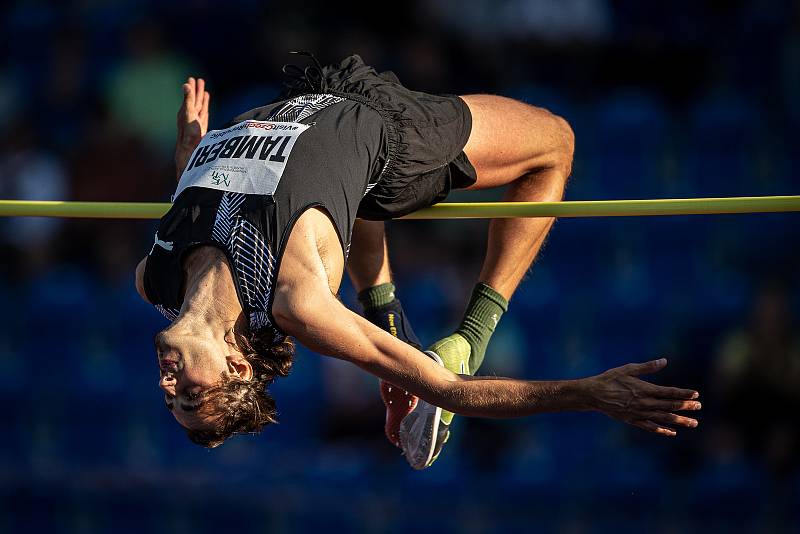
left=513, top=101, right=575, bottom=178
left=553, top=114, right=575, bottom=161
left=546, top=112, right=575, bottom=177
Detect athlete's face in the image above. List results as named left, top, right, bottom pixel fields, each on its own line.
left=155, top=329, right=252, bottom=429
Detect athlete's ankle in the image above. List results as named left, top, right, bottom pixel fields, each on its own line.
left=358, top=282, right=422, bottom=349
left=429, top=333, right=472, bottom=374
left=456, top=282, right=508, bottom=373
left=357, top=282, right=396, bottom=310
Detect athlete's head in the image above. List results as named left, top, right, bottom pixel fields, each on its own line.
left=155, top=323, right=293, bottom=447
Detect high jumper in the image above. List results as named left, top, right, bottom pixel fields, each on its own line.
left=128, top=54, right=701, bottom=470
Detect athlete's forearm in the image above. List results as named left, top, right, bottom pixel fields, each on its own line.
left=357, top=337, right=594, bottom=418
left=433, top=375, right=591, bottom=418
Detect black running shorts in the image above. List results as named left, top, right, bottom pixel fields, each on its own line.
left=315, top=55, right=477, bottom=220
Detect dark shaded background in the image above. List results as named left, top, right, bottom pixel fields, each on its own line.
left=1, top=0, right=799, bottom=532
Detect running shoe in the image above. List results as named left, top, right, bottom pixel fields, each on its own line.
left=398, top=350, right=445, bottom=469
left=399, top=335, right=471, bottom=469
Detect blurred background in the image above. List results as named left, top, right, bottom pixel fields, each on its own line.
left=1, top=0, right=799, bottom=532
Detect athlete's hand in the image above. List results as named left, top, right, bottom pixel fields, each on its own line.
left=175, top=76, right=210, bottom=179
left=586, top=358, right=701, bottom=437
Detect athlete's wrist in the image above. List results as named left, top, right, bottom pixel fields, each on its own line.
left=174, top=145, right=195, bottom=177
left=562, top=378, right=596, bottom=412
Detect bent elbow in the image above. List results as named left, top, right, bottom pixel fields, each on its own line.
left=271, top=295, right=308, bottom=337
left=271, top=289, right=329, bottom=342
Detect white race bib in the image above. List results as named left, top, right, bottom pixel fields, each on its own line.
left=175, top=120, right=310, bottom=198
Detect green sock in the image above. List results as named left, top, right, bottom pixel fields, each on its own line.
left=357, top=282, right=396, bottom=310
left=429, top=282, right=509, bottom=428
left=456, top=282, right=509, bottom=373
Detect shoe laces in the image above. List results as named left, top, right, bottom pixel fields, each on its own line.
left=281, top=51, right=329, bottom=93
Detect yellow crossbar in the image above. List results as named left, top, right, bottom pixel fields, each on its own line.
left=0, top=196, right=798, bottom=220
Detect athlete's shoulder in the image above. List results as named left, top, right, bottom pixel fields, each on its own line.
left=135, top=256, right=150, bottom=303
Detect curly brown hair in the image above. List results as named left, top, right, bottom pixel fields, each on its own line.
left=183, top=329, right=294, bottom=448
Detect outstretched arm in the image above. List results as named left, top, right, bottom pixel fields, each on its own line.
left=273, top=287, right=700, bottom=436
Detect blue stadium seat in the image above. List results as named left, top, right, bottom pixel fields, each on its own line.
left=590, top=90, right=671, bottom=199
left=687, top=91, right=762, bottom=197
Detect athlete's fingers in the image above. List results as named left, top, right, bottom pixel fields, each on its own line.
left=183, top=78, right=196, bottom=116
left=201, top=91, right=210, bottom=127
left=196, top=78, right=205, bottom=113
left=621, top=358, right=667, bottom=376
left=632, top=419, right=677, bottom=437
left=177, top=88, right=191, bottom=131
left=647, top=383, right=700, bottom=400
left=637, top=398, right=701, bottom=412
left=178, top=89, right=187, bottom=119
left=645, top=411, right=698, bottom=428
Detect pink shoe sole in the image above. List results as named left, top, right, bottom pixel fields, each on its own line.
left=380, top=380, right=418, bottom=447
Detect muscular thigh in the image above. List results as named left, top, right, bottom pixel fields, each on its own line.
left=459, top=94, right=572, bottom=190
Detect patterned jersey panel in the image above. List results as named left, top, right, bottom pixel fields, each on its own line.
left=221, top=202, right=277, bottom=332
left=154, top=304, right=179, bottom=322
left=266, top=94, right=345, bottom=122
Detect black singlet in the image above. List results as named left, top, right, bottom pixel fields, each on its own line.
left=143, top=93, right=386, bottom=339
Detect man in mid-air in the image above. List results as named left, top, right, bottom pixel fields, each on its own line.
left=134, top=54, right=700, bottom=469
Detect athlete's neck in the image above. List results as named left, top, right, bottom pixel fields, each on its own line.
left=172, top=246, right=243, bottom=334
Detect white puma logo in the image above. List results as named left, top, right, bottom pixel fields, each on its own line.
left=150, top=232, right=174, bottom=253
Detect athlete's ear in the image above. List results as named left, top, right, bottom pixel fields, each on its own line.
left=226, top=355, right=253, bottom=380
